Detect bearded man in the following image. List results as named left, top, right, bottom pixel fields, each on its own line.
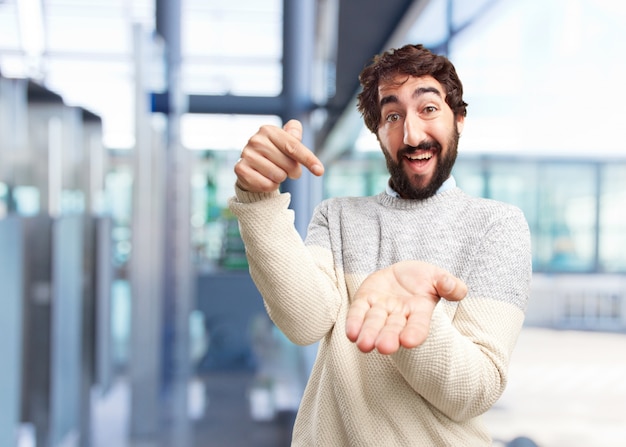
left=229, top=43, right=531, bottom=446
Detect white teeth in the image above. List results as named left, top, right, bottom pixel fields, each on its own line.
left=406, top=152, right=432, bottom=160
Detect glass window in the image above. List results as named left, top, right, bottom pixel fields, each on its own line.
left=12, top=186, right=40, bottom=216
left=453, top=156, right=487, bottom=198
left=181, top=114, right=281, bottom=151
left=189, top=147, right=252, bottom=270
left=323, top=154, right=388, bottom=199
left=599, top=163, right=626, bottom=272
left=486, top=160, right=538, bottom=216
left=181, top=0, right=283, bottom=97
left=105, top=164, right=134, bottom=269
left=183, top=114, right=281, bottom=270
left=0, top=182, right=7, bottom=218
left=534, top=163, right=597, bottom=272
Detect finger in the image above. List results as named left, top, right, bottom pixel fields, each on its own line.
left=345, top=299, right=370, bottom=342
left=374, top=312, right=406, bottom=355
left=283, top=119, right=303, bottom=139
left=355, top=305, right=389, bottom=353
left=398, top=309, right=432, bottom=349
left=240, top=145, right=297, bottom=184
left=434, top=273, right=467, bottom=302
left=234, top=157, right=283, bottom=193
left=271, top=120, right=324, bottom=177
left=246, top=130, right=303, bottom=180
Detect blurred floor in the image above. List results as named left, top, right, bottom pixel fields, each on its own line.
left=91, top=328, right=626, bottom=447
left=193, top=371, right=295, bottom=447
left=485, top=327, right=626, bottom=447
left=92, top=370, right=295, bottom=447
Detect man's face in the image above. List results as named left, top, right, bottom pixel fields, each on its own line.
left=376, top=75, right=465, bottom=200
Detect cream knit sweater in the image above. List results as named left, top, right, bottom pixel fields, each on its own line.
left=229, top=185, right=532, bottom=446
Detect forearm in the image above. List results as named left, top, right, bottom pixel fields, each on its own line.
left=228, top=189, right=341, bottom=345
left=392, top=300, right=524, bottom=421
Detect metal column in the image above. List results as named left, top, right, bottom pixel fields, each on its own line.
left=129, top=0, right=194, bottom=444
left=279, top=0, right=323, bottom=390
left=281, top=0, right=322, bottom=236
left=129, top=24, right=164, bottom=439
left=157, top=0, right=194, bottom=442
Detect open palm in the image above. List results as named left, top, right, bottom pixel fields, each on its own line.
left=345, top=260, right=467, bottom=355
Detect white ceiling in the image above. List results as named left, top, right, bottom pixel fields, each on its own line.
left=0, top=0, right=283, bottom=148
left=2, top=0, right=626, bottom=158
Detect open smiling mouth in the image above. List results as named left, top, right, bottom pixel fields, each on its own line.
left=405, top=151, right=433, bottom=161
left=404, top=150, right=436, bottom=167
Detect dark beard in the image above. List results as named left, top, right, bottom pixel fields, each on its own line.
left=383, top=128, right=459, bottom=200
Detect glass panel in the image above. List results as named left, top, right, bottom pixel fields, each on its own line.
left=325, top=170, right=368, bottom=198
left=189, top=148, right=247, bottom=270
left=534, top=163, right=597, bottom=272
left=182, top=0, right=282, bottom=97
left=181, top=114, right=282, bottom=150
left=105, top=165, right=133, bottom=270
left=50, top=216, right=83, bottom=445
left=0, top=182, right=7, bottom=218
left=599, top=163, right=626, bottom=272
left=453, top=156, right=486, bottom=198
left=182, top=61, right=282, bottom=97
left=487, top=160, right=538, bottom=214
left=0, top=217, right=24, bottom=447
left=323, top=155, right=388, bottom=199
left=185, top=115, right=283, bottom=270
left=12, top=186, right=40, bottom=216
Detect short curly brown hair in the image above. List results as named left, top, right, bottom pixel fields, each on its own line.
left=357, top=44, right=468, bottom=134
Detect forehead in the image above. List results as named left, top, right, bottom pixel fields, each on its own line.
left=378, top=74, right=446, bottom=101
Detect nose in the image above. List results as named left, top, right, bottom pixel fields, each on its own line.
left=403, top=114, right=425, bottom=147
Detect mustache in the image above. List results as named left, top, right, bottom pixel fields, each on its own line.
left=399, top=140, right=442, bottom=156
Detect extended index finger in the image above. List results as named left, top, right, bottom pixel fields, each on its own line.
left=273, top=120, right=324, bottom=176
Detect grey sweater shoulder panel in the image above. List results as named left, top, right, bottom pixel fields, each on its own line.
left=305, top=187, right=531, bottom=309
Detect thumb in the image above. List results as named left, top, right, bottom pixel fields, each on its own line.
left=283, top=119, right=303, bottom=141
left=435, top=273, right=467, bottom=302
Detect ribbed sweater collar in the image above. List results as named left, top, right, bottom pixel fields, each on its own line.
left=376, top=187, right=462, bottom=210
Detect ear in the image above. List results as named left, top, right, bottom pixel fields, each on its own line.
left=456, top=115, right=465, bottom=135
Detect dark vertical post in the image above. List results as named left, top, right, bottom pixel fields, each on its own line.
left=156, top=0, right=193, bottom=446
left=593, top=162, right=602, bottom=272
left=281, top=0, right=321, bottom=236
left=279, top=0, right=323, bottom=424
left=156, top=0, right=193, bottom=445
left=443, top=0, right=453, bottom=55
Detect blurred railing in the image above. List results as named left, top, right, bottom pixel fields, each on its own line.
left=526, top=274, right=626, bottom=332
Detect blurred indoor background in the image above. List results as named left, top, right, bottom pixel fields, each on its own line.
left=1, top=0, right=625, bottom=446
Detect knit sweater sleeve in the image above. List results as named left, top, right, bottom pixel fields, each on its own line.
left=391, top=207, right=532, bottom=422
left=227, top=187, right=342, bottom=345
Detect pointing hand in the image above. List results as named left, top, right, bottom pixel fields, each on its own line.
left=234, top=119, right=324, bottom=193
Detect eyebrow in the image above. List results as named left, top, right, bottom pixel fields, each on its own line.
left=379, top=86, right=443, bottom=108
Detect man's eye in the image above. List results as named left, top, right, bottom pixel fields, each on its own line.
left=423, top=106, right=437, bottom=113
left=385, top=113, right=400, bottom=123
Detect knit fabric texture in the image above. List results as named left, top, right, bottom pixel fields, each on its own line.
left=228, top=186, right=532, bottom=446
